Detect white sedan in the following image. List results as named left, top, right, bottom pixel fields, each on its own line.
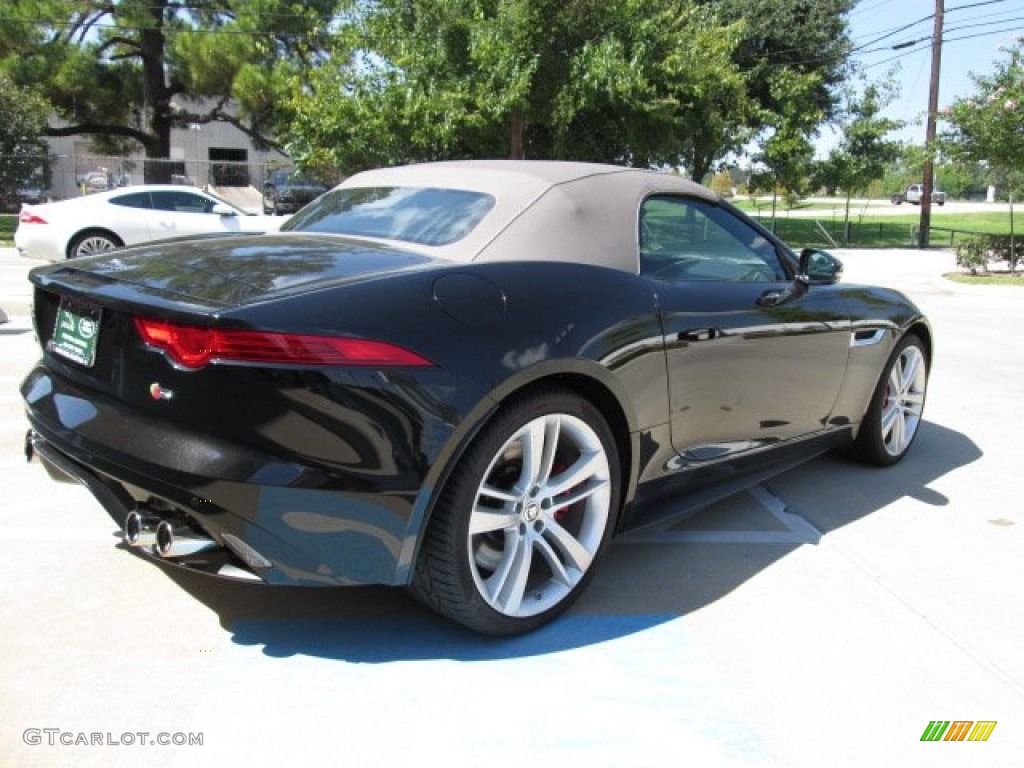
left=15, top=185, right=281, bottom=261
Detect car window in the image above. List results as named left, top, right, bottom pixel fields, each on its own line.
left=150, top=190, right=219, bottom=214
left=109, top=192, right=152, bottom=209
left=281, top=186, right=496, bottom=246
left=269, top=171, right=321, bottom=186
left=639, top=196, right=787, bottom=282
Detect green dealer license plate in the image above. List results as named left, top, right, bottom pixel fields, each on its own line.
left=50, top=300, right=102, bottom=368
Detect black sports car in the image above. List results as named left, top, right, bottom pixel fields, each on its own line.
left=21, top=161, right=931, bottom=635
left=262, top=170, right=330, bottom=215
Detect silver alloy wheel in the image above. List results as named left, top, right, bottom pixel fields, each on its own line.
left=880, top=344, right=927, bottom=457
left=467, top=412, right=612, bottom=618
left=73, top=235, right=118, bottom=257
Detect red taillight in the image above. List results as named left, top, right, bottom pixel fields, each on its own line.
left=133, top=318, right=432, bottom=370
left=18, top=209, right=47, bottom=225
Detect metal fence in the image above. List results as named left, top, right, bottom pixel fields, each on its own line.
left=753, top=216, right=954, bottom=250
left=1, top=152, right=314, bottom=205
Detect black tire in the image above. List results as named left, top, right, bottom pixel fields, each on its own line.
left=412, top=387, right=621, bottom=635
left=68, top=230, right=122, bottom=259
left=851, top=334, right=928, bottom=467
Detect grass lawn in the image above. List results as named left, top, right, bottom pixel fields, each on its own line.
left=945, top=271, right=1024, bottom=286
left=732, top=199, right=845, bottom=214
left=728, top=197, right=1020, bottom=248
left=747, top=211, right=1019, bottom=249
left=750, top=216, right=916, bottom=248
left=928, top=212, right=1019, bottom=233
left=0, top=213, right=15, bottom=245
left=734, top=199, right=844, bottom=213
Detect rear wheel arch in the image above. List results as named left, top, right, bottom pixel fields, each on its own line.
left=67, top=228, right=123, bottom=259
left=407, top=370, right=635, bottom=577
left=410, top=380, right=627, bottom=633
left=506, top=374, right=633, bottom=505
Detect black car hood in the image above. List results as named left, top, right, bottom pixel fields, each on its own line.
left=32, top=233, right=437, bottom=308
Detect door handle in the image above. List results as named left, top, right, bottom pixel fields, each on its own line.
left=678, top=328, right=720, bottom=343
left=757, top=288, right=792, bottom=307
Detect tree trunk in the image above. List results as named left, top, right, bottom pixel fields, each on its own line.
left=690, top=154, right=712, bottom=185
left=1010, top=191, right=1016, bottom=272
left=844, top=192, right=852, bottom=246
left=509, top=111, right=525, bottom=160
left=140, top=1, right=174, bottom=182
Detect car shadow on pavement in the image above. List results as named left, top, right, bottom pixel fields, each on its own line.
left=155, top=419, right=979, bottom=662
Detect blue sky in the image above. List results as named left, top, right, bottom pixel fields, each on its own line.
left=816, top=0, right=1023, bottom=155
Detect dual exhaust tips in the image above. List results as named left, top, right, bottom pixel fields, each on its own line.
left=123, top=510, right=218, bottom=558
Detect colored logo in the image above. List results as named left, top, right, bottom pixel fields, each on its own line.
left=921, top=721, right=997, bottom=742
left=77, top=317, right=98, bottom=340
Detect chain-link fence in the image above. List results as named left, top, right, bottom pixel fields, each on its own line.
left=750, top=216, right=980, bottom=250
left=1, top=152, right=313, bottom=209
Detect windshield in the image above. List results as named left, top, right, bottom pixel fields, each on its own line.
left=270, top=171, right=320, bottom=186
left=281, top=186, right=496, bottom=247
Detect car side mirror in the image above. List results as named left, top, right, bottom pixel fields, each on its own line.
left=798, top=248, right=843, bottom=285
left=211, top=203, right=237, bottom=217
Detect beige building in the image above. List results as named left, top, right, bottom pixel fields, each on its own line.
left=43, top=105, right=291, bottom=202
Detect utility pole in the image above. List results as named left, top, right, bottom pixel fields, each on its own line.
left=919, top=0, right=944, bottom=248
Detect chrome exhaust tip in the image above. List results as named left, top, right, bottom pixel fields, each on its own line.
left=153, top=521, right=219, bottom=558
left=123, top=510, right=158, bottom=547
left=154, top=520, right=174, bottom=556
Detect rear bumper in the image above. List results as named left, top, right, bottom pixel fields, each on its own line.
left=25, top=428, right=263, bottom=581
left=21, top=365, right=427, bottom=587
left=14, top=226, right=64, bottom=262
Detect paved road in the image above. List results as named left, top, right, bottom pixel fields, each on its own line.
left=1, top=247, right=1021, bottom=767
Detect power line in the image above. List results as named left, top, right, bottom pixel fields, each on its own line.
left=944, top=24, right=1024, bottom=43
left=850, top=13, right=935, bottom=52
left=860, top=24, right=1023, bottom=70
left=947, top=0, right=1019, bottom=11
left=849, top=0, right=897, bottom=18
left=946, top=14, right=1024, bottom=34
left=848, top=0, right=1021, bottom=51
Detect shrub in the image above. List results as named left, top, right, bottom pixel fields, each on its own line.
left=955, top=234, right=1019, bottom=273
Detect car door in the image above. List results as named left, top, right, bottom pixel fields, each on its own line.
left=149, top=190, right=243, bottom=240
left=104, top=191, right=158, bottom=247
left=640, top=195, right=851, bottom=463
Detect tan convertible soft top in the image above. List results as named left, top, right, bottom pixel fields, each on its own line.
left=337, top=161, right=718, bottom=274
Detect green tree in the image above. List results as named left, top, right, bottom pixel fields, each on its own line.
left=751, top=127, right=814, bottom=222
left=0, top=0, right=341, bottom=179
left=286, top=0, right=749, bottom=177
left=943, top=41, right=1024, bottom=269
left=749, top=69, right=830, bottom=226
left=0, top=74, right=51, bottom=206
left=815, top=81, right=902, bottom=242
left=286, top=0, right=854, bottom=180
left=702, top=0, right=854, bottom=181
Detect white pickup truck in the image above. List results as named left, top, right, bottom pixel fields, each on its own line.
left=891, top=184, right=945, bottom=205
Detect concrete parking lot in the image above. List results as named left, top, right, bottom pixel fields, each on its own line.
left=1, top=245, right=1021, bottom=767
